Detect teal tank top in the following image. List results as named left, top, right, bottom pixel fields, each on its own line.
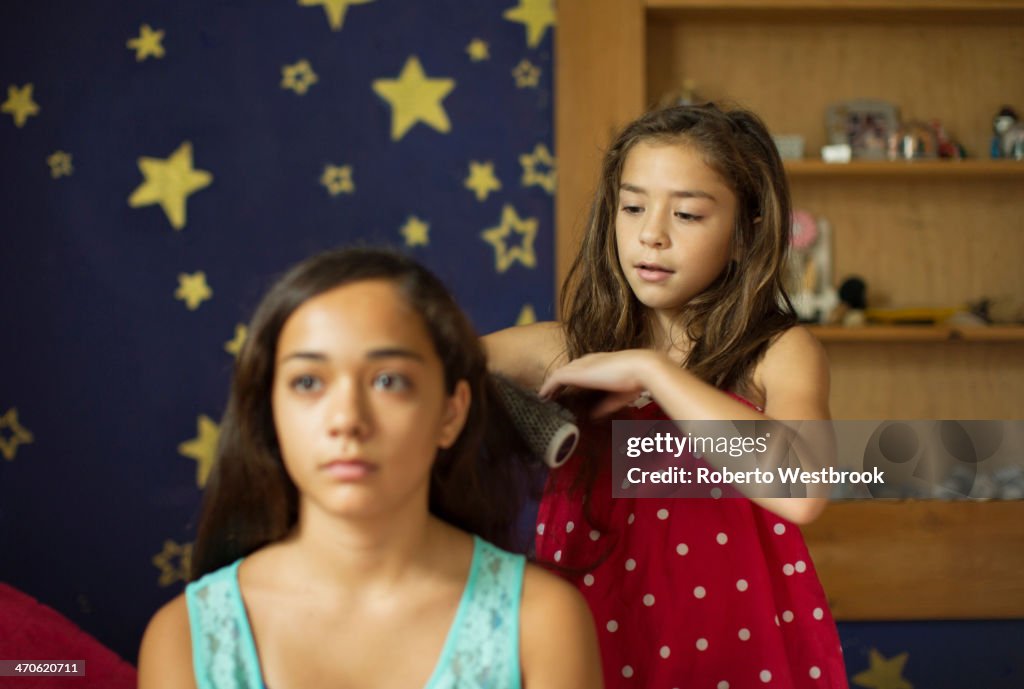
left=185, top=536, right=525, bottom=689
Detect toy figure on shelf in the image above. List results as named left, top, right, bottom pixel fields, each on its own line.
left=991, top=106, right=1019, bottom=158
left=787, top=209, right=838, bottom=323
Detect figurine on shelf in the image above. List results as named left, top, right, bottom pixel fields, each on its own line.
left=928, top=119, right=966, bottom=159
left=990, top=106, right=1019, bottom=159
left=787, top=209, right=838, bottom=323
left=827, top=275, right=867, bottom=327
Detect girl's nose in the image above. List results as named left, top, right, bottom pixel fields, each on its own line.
left=327, top=380, right=370, bottom=439
left=638, top=211, right=669, bottom=248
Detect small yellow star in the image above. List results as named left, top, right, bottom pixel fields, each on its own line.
left=0, top=408, right=34, bottom=461
left=852, top=649, right=913, bottom=689
left=281, top=59, right=319, bottom=95
left=372, top=56, right=455, bottom=141
left=400, top=216, right=430, bottom=247
left=126, top=24, right=166, bottom=62
left=47, top=151, right=73, bottom=178
left=481, top=204, right=538, bottom=273
left=520, top=142, right=556, bottom=194
left=512, top=59, right=541, bottom=88
left=466, top=39, right=490, bottom=62
left=225, top=324, right=247, bottom=357
left=2, top=84, right=40, bottom=128
left=175, top=271, right=213, bottom=311
left=503, top=0, right=556, bottom=48
left=178, top=414, right=220, bottom=487
left=465, top=161, right=501, bottom=201
left=298, top=0, right=375, bottom=31
left=516, top=304, right=537, bottom=326
left=321, top=164, right=355, bottom=195
left=152, top=540, right=193, bottom=587
left=128, top=141, right=213, bottom=230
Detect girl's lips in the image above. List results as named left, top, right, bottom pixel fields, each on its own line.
left=636, top=265, right=675, bottom=283
left=321, top=460, right=377, bottom=481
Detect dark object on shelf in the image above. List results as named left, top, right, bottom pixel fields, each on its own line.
left=991, top=106, right=1019, bottom=159
left=827, top=275, right=868, bottom=326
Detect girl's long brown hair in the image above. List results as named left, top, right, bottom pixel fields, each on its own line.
left=561, top=102, right=797, bottom=393
left=191, top=247, right=536, bottom=578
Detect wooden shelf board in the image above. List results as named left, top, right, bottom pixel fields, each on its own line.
left=810, top=325, right=1024, bottom=343
left=785, top=160, right=1024, bottom=178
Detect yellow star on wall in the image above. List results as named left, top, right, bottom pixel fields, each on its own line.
left=481, top=204, right=538, bottom=273
left=175, top=271, right=212, bottom=311
left=281, top=59, right=319, bottom=95
left=516, top=304, right=537, bottom=326
left=299, top=0, right=375, bottom=31
left=152, top=540, right=193, bottom=587
left=520, top=142, right=557, bottom=194
left=321, top=164, right=355, bottom=195
left=852, top=649, right=913, bottom=689
left=372, top=56, right=455, bottom=141
left=466, top=39, right=490, bottom=62
left=225, top=324, right=247, bottom=357
left=126, top=24, right=166, bottom=62
left=400, top=216, right=430, bottom=247
left=503, top=0, right=556, bottom=48
left=178, top=414, right=220, bottom=487
left=465, top=161, right=501, bottom=201
left=2, top=84, right=40, bottom=128
left=512, top=59, right=541, bottom=88
left=128, top=141, right=213, bottom=230
left=0, top=408, right=34, bottom=461
left=47, top=151, right=73, bottom=178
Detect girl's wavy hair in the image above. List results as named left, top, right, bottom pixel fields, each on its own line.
left=561, top=102, right=797, bottom=392
left=191, top=247, right=534, bottom=578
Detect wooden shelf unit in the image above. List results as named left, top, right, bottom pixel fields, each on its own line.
left=556, top=0, right=1024, bottom=621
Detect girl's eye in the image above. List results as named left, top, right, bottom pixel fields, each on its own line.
left=675, top=211, right=702, bottom=222
left=621, top=205, right=643, bottom=215
left=372, top=372, right=411, bottom=392
left=291, top=374, right=322, bottom=392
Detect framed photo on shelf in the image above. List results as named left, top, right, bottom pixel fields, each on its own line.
left=825, top=99, right=900, bottom=160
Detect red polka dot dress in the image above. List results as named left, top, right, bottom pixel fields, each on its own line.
left=535, top=399, right=848, bottom=688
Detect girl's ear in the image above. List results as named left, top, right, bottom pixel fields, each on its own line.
left=438, top=379, right=471, bottom=449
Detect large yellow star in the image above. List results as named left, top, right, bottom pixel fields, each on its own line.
left=178, top=414, right=220, bottom=487
left=0, top=408, right=34, bottom=461
left=128, top=141, right=213, bottom=230
left=481, top=204, right=538, bottom=273
left=400, top=216, right=430, bottom=247
left=520, top=142, right=557, bottom=194
left=503, top=0, right=556, bottom=48
left=465, top=161, right=501, bottom=201
left=225, top=324, right=248, bottom=357
left=152, top=539, right=192, bottom=587
left=852, top=649, right=913, bottom=689
left=298, top=0, right=375, bottom=31
left=372, top=56, right=455, bottom=141
left=175, top=271, right=213, bottom=311
left=126, top=24, right=166, bottom=62
left=2, top=84, right=40, bottom=128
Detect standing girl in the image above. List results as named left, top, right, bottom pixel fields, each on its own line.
left=138, top=247, right=602, bottom=689
left=486, top=103, right=848, bottom=688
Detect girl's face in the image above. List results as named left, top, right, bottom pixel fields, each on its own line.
left=271, top=279, right=469, bottom=522
left=615, top=140, right=737, bottom=318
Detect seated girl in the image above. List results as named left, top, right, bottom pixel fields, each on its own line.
left=138, top=247, right=602, bottom=689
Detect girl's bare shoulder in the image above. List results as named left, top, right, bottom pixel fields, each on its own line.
left=483, top=321, right=568, bottom=391
left=138, top=593, right=196, bottom=689
left=753, top=325, right=830, bottom=419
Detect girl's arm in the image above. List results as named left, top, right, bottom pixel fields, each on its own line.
left=519, top=564, right=604, bottom=688
left=538, top=327, right=830, bottom=525
left=482, top=321, right=567, bottom=391
left=138, top=594, right=197, bottom=689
